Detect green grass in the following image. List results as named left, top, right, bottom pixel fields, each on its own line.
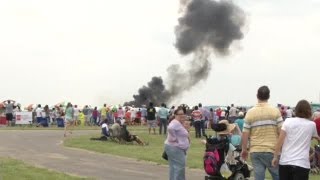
left=0, top=126, right=100, bottom=131
left=64, top=127, right=320, bottom=179
left=0, top=157, right=94, bottom=180
left=64, top=128, right=204, bottom=168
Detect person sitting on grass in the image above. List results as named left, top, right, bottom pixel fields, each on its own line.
left=109, top=121, right=146, bottom=146
left=90, top=119, right=110, bottom=141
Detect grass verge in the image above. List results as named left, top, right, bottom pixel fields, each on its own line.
left=0, top=157, right=94, bottom=180
left=0, top=126, right=100, bottom=131
left=64, top=127, right=320, bottom=180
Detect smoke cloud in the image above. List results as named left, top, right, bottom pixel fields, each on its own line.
left=125, top=0, right=246, bottom=107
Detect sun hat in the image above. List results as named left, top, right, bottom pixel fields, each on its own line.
left=217, top=120, right=236, bottom=135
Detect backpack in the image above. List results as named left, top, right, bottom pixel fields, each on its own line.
left=204, top=149, right=220, bottom=176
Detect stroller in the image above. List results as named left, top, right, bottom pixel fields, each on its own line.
left=204, top=124, right=250, bottom=180
left=310, top=144, right=320, bottom=174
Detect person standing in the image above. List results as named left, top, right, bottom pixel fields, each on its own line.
left=164, top=107, right=190, bottom=180
left=241, top=86, right=283, bottom=180
left=285, top=106, right=293, bottom=119
left=117, top=106, right=125, bottom=123
left=191, top=106, right=202, bottom=138
left=272, top=100, right=320, bottom=180
left=234, top=112, right=245, bottom=132
left=73, top=105, right=79, bottom=126
left=35, top=104, right=43, bottom=125
left=64, top=103, right=74, bottom=137
left=92, top=107, right=98, bottom=125
left=198, top=103, right=206, bottom=136
left=140, top=105, right=147, bottom=125
left=82, top=105, right=91, bottom=126
left=216, top=108, right=222, bottom=121
left=147, top=102, right=157, bottom=134
left=43, top=105, right=50, bottom=127
left=229, top=104, right=237, bottom=123
left=3, top=100, right=15, bottom=126
left=158, top=103, right=169, bottom=135
left=100, top=104, right=108, bottom=122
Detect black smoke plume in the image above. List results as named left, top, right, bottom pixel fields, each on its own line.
left=125, top=0, right=245, bottom=107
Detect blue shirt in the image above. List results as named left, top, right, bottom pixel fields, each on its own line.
left=158, top=107, right=169, bottom=119
left=141, top=108, right=147, bottom=117
left=234, top=118, right=244, bottom=132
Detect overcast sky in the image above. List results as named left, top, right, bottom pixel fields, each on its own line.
left=0, top=0, right=320, bottom=108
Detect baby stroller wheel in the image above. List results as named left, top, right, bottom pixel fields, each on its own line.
left=233, top=173, right=245, bottom=180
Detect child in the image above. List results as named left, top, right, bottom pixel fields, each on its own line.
left=78, top=110, right=85, bottom=127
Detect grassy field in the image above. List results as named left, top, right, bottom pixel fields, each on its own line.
left=0, top=126, right=100, bottom=131
left=0, top=157, right=93, bottom=180
left=64, top=127, right=320, bottom=180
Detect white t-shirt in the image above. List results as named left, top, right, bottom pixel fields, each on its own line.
left=279, top=117, right=318, bottom=169
left=73, top=108, right=79, bottom=116
left=286, top=109, right=293, bottom=118
left=102, top=123, right=109, bottom=131
left=35, top=108, right=43, bottom=118
left=130, top=109, right=136, bottom=118
left=229, top=107, right=237, bottom=117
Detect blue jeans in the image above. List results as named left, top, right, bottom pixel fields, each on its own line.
left=165, top=144, right=186, bottom=180
left=250, top=152, right=279, bottom=180
left=194, top=121, right=201, bottom=138
left=159, top=118, right=168, bottom=134
left=200, top=120, right=206, bottom=136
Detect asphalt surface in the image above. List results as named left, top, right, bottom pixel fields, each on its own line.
left=0, top=130, right=204, bottom=180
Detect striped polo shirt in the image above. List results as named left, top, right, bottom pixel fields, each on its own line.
left=243, top=103, right=283, bottom=153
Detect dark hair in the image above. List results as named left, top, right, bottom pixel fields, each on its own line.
left=174, top=107, right=184, bottom=115
left=194, top=106, right=199, bottom=110
left=149, top=102, right=153, bottom=107
left=257, top=85, right=270, bottom=101
left=211, top=123, right=227, bottom=132
left=210, top=108, right=213, bottom=112
left=67, top=103, right=72, bottom=108
left=161, top=103, right=165, bottom=107
left=198, top=103, right=202, bottom=107
left=295, top=100, right=312, bottom=119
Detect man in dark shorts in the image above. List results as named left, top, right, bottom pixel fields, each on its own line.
left=3, top=100, right=15, bottom=126
left=147, top=102, right=157, bottom=134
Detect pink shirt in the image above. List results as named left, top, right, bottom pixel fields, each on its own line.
left=192, top=110, right=202, bottom=121
left=117, top=109, right=124, bottom=118
left=165, top=119, right=190, bottom=151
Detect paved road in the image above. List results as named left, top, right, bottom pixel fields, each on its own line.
left=0, top=130, right=204, bottom=180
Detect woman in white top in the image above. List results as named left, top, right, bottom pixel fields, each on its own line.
left=272, top=100, right=320, bottom=180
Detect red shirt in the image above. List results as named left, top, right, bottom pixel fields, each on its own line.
left=314, top=118, right=320, bottom=136
left=216, top=110, right=222, bottom=117
left=136, top=111, right=142, bottom=119
left=125, top=111, right=131, bottom=119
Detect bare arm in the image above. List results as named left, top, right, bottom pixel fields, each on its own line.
left=241, top=132, right=249, bottom=160
left=272, top=130, right=286, bottom=166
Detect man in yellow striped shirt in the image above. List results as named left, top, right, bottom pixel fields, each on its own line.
left=241, top=86, right=283, bottom=180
